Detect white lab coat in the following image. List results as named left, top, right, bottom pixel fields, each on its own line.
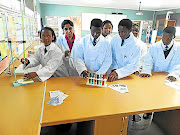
left=56, top=35, right=80, bottom=76
left=111, top=34, right=141, bottom=79
left=104, top=34, right=112, bottom=43
left=74, top=34, right=112, bottom=75
left=25, top=42, right=69, bottom=82
left=136, top=38, right=147, bottom=72
left=141, top=40, right=180, bottom=79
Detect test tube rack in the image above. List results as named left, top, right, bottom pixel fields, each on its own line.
left=86, top=73, right=107, bottom=87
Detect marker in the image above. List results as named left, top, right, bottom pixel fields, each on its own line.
left=102, top=74, right=105, bottom=86
left=92, top=73, right=94, bottom=78
left=97, top=74, right=99, bottom=85
left=89, top=78, right=91, bottom=84
left=99, top=74, right=102, bottom=85
left=89, top=73, right=91, bottom=77
left=94, top=79, right=96, bottom=85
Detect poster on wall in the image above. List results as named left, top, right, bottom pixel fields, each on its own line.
left=45, top=16, right=58, bottom=26
left=0, top=12, right=9, bottom=61
left=69, top=16, right=81, bottom=38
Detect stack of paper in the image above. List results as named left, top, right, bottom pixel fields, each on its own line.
left=47, top=90, right=69, bottom=106
left=108, top=84, right=129, bottom=94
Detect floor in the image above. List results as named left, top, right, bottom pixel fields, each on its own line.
left=41, top=121, right=165, bottom=135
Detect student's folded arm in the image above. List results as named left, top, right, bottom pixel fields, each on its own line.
left=115, top=46, right=141, bottom=79
left=97, top=45, right=112, bottom=74
left=36, top=51, right=63, bottom=82
left=111, top=43, right=118, bottom=70
left=167, top=64, right=180, bottom=80
left=74, top=42, right=87, bottom=76
left=141, top=47, right=154, bottom=76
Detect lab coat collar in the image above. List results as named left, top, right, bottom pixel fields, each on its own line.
left=41, top=42, right=56, bottom=55
left=119, top=32, right=134, bottom=48
left=158, top=40, right=178, bottom=59
left=160, top=39, right=174, bottom=50
left=124, top=32, right=133, bottom=42
left=90, top=34, right=101, bottom=43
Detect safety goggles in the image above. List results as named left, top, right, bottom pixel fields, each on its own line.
left=64, top=27, right=73, bottom=31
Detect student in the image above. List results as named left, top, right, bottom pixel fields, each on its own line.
left=102, top=20, right=113, bottom=43
left=128, top=24, right=151, bottom=135
left=132, top=23, right=147, bottom=74
left=140, top=26, right=180, bottom=82
left=21, top=27, right=68, bottom=82
left=108, top=19, right=141, bottom=82
left=57, top=19, right=79, bottom=76
left=74, top=18, right=112, bottom=77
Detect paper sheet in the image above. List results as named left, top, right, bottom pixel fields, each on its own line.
left=47, top=90, right=69, bottom=106
left=108, top=84, right=129, bottom=94
left=164, top=80, right=180, bottom=90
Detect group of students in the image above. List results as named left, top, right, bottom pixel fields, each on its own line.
left=21, top=18, right=180, bottom=83
left=21, top=18, right=180, bottom=135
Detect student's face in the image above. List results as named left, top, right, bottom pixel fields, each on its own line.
left=102, top=23, right=112, bottom=37
left=63, top=24, right=74, bottom=37
left=91, top=26, right=102, bottom=40
left=132, top=26, right=139, bottom=38
left=162, top=32, right=174, bottom=45
left=118, top=26, right=131, bottom=40
left=41, top=29, right=54, bottom=45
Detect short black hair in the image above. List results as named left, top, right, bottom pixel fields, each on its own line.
left=40, top=27, right=56, bottom=42
left=90, top=18, right=103, bottom=29
left=103, top=20, right=113, bottom=29
left=118, top=19, right=132, bottom=30
left=61, top=20, right=74, bottom=29
left=163, top=26, right=176, bottom=38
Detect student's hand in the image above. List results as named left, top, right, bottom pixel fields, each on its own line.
left=21, top=58, right=29, bottom=65
left=108, top=71, right=118, bottom=82
left=139, top=73, right=151, bottom=78
left=134, top=71, right=140, bottom=76
left=65, top=50, right=70, bottom=57
left=24, top=72, right=38, bottom=79
left=81, top=70, right=89, bottom=78
left=167, top=76, right=177, bottom=82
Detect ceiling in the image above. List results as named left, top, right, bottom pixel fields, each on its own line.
left=39, top=0, right=180, bottom=11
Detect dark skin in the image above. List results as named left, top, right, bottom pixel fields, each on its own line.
left=132, top=25, right=139, bottom=38
left=81, top=26, right=102, bottom=78
left=90, top=26, right=102, bottom=40
left=21, top=29, right=54, bottom=80
left=63, top=24, right=74, bottom=57
left=81, top=70, right=89, bottom=78
left=102, top=23, right=112, bottom=37
left=140, top=32, right=176, bottom=82
left=108, top=26, right=131, bottom=82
